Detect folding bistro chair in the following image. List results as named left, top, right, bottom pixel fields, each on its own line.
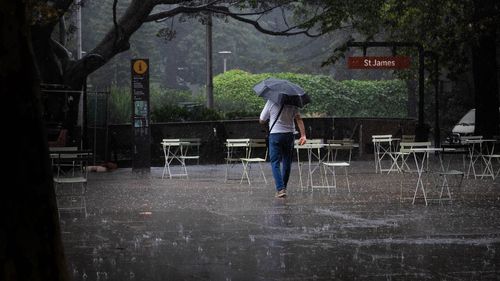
left=484, top=154, right=500, bottom=180
left=401, top=134, right=415, bottom=142
left=179, top=138, right=201, bottom=165
left=224, top=139, right=251, bottom=182
left=437, top=166, right=464, bottom=201
left=320, top=161, right=350, bottom=193
left=326, top=138, right=356, bottom=164
left=52, top=149, right=92, bottom=217
left=240, top=139, right=268, bottom=185
left=372, top=135, right=399, bottom=174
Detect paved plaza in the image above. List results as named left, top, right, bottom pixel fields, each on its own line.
left=60, top=160, right=500, bottom=280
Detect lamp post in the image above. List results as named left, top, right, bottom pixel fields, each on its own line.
left=218, top=50, right=232, bottom=72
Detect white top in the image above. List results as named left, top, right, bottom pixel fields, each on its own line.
left=259, top=100, right=298, bottom=134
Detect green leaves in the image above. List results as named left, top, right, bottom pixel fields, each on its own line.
left=214, top=70, right=407, bottom=118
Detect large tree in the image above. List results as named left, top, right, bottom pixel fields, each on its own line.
left=34, top=0, right=326, bottom=135
left=2, top=2, right=323, bottom=279
left=1, top=1, right=70, bottom=280
left=299, top=0, right=500, bottom=137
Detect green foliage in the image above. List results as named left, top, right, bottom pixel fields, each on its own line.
left=149, top=84, right=192, bottom=108
left=108, top=86, right=131, bottom=124
left=108, top=71, right=408, bottom=123
left=107, top=84, right=223, bottom=123
left=151, top=104, right=223, bottom=122
left=214, top=70, right=407, bottom=118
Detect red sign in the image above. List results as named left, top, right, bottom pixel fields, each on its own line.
left=348, top=56, right=411, bottom=69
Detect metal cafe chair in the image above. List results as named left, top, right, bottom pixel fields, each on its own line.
left=371, top=135, right=399, bottom=174
left=51, top=150, right=92, bottom=217
left=224, top=138, right=252, bottom=182
left=239, top=139, right=268, bottom=185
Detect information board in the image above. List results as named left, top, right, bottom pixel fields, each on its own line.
left=131, top=59, right=151, bottom=172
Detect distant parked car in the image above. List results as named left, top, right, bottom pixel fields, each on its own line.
left=452, top=108, right=500, bottom=136
left=452, top=109, right=475, bottom=136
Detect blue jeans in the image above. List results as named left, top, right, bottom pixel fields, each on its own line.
left=268, top=133, right=294, bottom=191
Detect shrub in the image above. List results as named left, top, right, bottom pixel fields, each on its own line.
left=213, top=70, right=407, bottom=118
left=107, top=71, right=409, bottom=123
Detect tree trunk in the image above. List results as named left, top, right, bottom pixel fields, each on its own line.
left=472, top=0, right=499, bottom=138
left=406, top=79, right=418, bottom=119
left=0, top=1, right=70, bottom=281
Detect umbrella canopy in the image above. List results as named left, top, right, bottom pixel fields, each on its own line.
left=253, top=78, right=311, bottom=108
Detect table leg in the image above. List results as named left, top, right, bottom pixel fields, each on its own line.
left=412, top=152, right=428, bottom=206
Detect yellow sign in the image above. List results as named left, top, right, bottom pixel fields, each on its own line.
left=133, top=60, right=148, bottom=74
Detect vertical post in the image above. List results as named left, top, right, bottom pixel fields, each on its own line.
left=206, top=13, right=214, bottom=109
left=434, top=55, right=440, bottom=147
left=75, top=0, right=85, bottom=148
left=415, top=45, right=427, bottom=141
left=131, top=59, right=151, bottom=173
left=359, top=124, right=363, bottom=157
left=75, top=0, right=82, bottom=60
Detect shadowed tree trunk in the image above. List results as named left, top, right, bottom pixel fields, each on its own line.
left=472, top=0, right=499, bottom=137
left=406, top=79, right=418, bottom=119
left=0, top=1, right=70, bottom=280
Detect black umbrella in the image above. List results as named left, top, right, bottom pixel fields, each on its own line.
left=253, top=78, right=311, bottom=108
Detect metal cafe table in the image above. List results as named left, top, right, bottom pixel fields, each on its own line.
left=402, top=147, right=464, bottom=206
left=161, top=139, right=200, bottom=179
left=295, top=141, right=350, bottom=192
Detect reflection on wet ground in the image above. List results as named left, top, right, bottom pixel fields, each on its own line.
left=60, top=161, right=500, bottom=280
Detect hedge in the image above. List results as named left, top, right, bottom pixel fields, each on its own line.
left=214, top=69, right=407, bottom=118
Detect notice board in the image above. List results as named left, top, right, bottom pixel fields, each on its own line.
left=131, top=59, right=151, bottom=172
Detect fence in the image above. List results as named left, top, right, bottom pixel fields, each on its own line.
left=108, top=117, right=417, bottom=167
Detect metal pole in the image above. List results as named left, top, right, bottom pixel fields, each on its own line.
left=75, top=0, right=82, bottom=60
left=223, top=58, right=227, bottom=72
left=206, top=13, right=214, bottom=109
left=75, top=0, right=85, bottom=148
left=415, top=45, right=426, bottom=141
left=434, top=55, right=440, bottom=147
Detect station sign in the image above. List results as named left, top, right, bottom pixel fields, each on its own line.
left=348, top=56, right=411, bottom=69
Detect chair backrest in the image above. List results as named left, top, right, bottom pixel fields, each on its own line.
left=401, top=135, right=415, bottom=142
left=225, top=138, right=251, bottom=146
left=250, top=138, right=268, bottom=160
left=372, top=135, right=393, bottom=142
left=49, top=146, right=78, bottom=152
left=225, top=138, right=251, bottom=158
left=162, top=138, right=182, bottom=143
left=327, top=139, right=355, bottom=162
left=399, top=141, right=432, bottom=153
left=51, top=150, right=93, bottom=178
left=179, top=138, right=201, bottom=158
left=309, top=138, right=324, bottom=144
left=295, top=138, right=323, bottom=145
left=327, top=138, right=354, bottom=148
left=460, top=135, right=483, bottom=142
left=250, top=138, right=266, bottom=148
left=179, top=138, right=201, bottom=145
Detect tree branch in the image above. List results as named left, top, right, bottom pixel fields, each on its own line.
left=64, top=0, right=157, bottom=86
left=146, top=3, right=322, bottom=37
left=64, top=0, right=323, bottom=86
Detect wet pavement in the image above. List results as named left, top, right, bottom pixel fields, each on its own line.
left=60, top=160, right=500, bottom=280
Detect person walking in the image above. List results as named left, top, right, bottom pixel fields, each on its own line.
left=260, top=100, right=306, bottom=198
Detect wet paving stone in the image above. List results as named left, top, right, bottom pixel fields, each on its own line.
left=60, top=161, right=500, bottom=280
